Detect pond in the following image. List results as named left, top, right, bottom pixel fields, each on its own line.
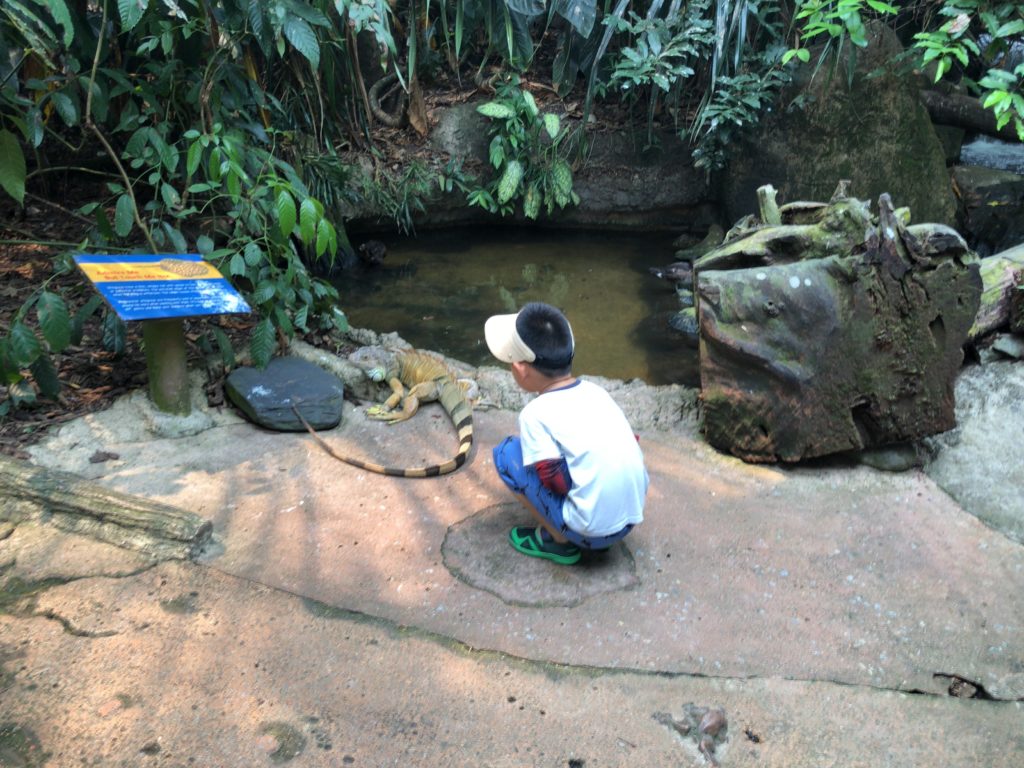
left=334, top=227, right=698, bottom=386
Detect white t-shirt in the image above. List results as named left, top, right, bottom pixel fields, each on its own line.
left=519, top=379, right=648, bottom=537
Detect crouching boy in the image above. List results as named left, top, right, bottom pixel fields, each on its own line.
left=485, top=302, right=649, bottom=565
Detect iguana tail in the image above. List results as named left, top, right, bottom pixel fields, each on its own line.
left=291, top=382, right=473, bottom=477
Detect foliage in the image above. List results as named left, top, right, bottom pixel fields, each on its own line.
left=354, top=158, right=448, bottom=235
left=0, top=0, right=356, bottom=411
left=786, top=0, right=1024, bottom=141
left=470, top=77, right=578, bottom=219
left=691, top=63, right=792, bottom=171
left=914, top=1, right=1024, bottom=140
left=4, top=0, right=1022, bottom=413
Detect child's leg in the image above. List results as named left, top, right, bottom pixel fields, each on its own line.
left=493, top=436, right=571, bottom=543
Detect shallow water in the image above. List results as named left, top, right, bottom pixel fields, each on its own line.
left=960, top=135, right=1024, bottom=174
left=335, top=227, right=698, bottom=386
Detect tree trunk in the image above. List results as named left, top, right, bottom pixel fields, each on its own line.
left=920, top=89, right=1021, bottom=143
left=0, top=455, right=212, bottom=560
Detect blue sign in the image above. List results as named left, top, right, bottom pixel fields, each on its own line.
left=74, top=254, right=251, bottom=321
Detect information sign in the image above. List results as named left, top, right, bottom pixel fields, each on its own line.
left=73, top=253, right=250, bottom=321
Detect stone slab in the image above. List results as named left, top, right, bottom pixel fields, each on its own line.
left=1, top=558, right=1021, bottom=767
left=25, top=399, right=1024, bottom=701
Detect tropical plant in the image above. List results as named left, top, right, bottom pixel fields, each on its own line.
left=0, top=0, right=355, bottom=412
left=471, top=76, right=578, bottom=219
left=786, top=0, right=1024, bottom=141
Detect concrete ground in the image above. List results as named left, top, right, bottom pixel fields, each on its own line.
left=2, top=370, right=1023, bottom=767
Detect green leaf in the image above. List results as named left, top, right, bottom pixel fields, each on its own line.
left=160, top=182, right=180, bottom=209
left=497, top=159, right=524, bottom=204
left=118, top=0, right=150, bottom=32
left=161, top=222, right=187, bottom=253
left=197, top=235, right=214, bottom=255
left=277, top=189, right=297, bottom=237
left=283, top=17, right=320, bottom=69
left=70, top=295, right=104, bottom=345
left=522, top=90, right=539, bottom=118
left=543, top=113, right=560, bottom=140
left=299, top=197, right=317, bottom=245
left=244, top=242, right=264, bottom=266
left=477, top=102, right=516, bottom=119
left=47, top=0, right=75, bottom=46
left=253, top=282, right=276, bottom=304
left=102, top=311, right=127, bottom=356
left=995, top=20, right=1024, bottom=38
left=9, top=322, right=42, bottom=367
left=331, top=306, right=348, bottom=333
left=211, top=326, right=235, bottom=369
left=0, top=129, right=26, bottom=205
left=250, top=318, right=275, bottom=368
left=30, top=354, right=60, bottom=399
left=315, top=219, right=330, bottom=257
left=553, top=0, right=596, bottom=37
left=294, top=304, right=309, bottom=332
left=524, top=183, right=540, bottom=220
left=114, top=194, right=134, bottom=238
left=37, top=291, right=71, bottom=352
left=229, top=252, right=246, bottom=276
left=187, top=141, right=203, bottom=176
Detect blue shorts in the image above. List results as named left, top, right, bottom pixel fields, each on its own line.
left=492, top=436, right=633, bottom=550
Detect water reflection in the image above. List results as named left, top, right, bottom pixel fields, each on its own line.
left=335, top=227, right=699, bottom=386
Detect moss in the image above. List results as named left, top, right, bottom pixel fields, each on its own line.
left=0, top=576, right=68, bottom=616
left=260, top=722, right=307, bottom=764
left=0, top=723, right=50, bottom=767
left=159, top=592, right=199, bottom=614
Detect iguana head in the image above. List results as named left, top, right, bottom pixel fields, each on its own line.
left=349, top=346, right=400, bottom=383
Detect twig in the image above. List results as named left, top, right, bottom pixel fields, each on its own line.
left=0, top=237, right=85, bottom=250
left=25, top=192, right=94, bottom=225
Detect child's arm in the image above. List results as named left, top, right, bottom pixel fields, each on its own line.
left=535, top=457, right=571, bottom=496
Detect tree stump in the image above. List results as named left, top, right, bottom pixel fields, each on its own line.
left=697, top=187, right=981, bottom=463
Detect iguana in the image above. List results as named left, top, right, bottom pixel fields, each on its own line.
left=293, top=347, right=474, bottom=477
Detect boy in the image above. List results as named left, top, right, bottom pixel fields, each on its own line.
left=485, top=302, right=649, bottom=565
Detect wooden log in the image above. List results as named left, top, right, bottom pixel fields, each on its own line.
left=969, top=244, right=1024, bottom=340
left=919, top=89, right=1021, bottom=143
left=757, top=184, right=782, bottom=226
left=0, top=455, right=212, bottom=560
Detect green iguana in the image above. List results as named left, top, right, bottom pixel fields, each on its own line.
left=293, top=347, right=474, bottom=477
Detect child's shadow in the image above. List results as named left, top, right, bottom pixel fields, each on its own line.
left=441, top=503, right=639, bottom=608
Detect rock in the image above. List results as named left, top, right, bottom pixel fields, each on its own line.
left=856, top=444, right=924, bottom=472
left=649, top=261, right=693, bottom=286
left=951, top=165, right=1024, bottom=256
left=722, top=22, right=956, bottom=228
left=225, top=356, right=345, bottom=432
left=923, top=360, right=1024, bottom=545
left=991, top=333, right=1024, bottom=360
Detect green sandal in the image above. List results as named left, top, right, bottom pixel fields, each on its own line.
left=509, top=526, right=581, bottom=565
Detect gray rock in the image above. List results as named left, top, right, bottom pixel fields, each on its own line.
left=856, top=444, right=925, bottom=472
left=951, top=165, right=1024, bottom=256
left=722, top=22, right=956, bottom=228
left=225, top=356, right=344, bottom=431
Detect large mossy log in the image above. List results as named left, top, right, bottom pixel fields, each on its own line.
left=970, top=244, right=1024, bottom=340
left=696, top=187, right=981, bottom=463
left=0, top=455, right=212, bottom=560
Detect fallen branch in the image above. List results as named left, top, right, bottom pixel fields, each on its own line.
left=0, top=455, right=212, bottom=560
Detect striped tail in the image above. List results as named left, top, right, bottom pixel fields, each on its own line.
left=291, top=381, right=473, bottom=477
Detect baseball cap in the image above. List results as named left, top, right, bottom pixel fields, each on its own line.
left=485, top=302, right=575, bottom=368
